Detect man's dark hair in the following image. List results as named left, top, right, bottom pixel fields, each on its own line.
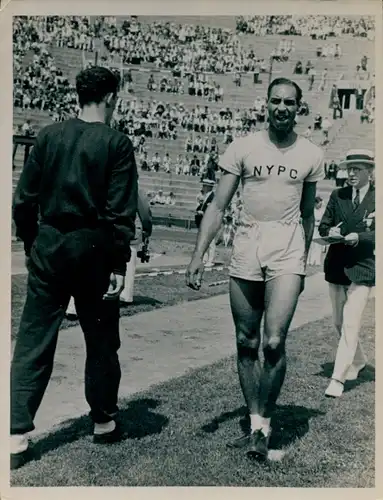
left=75, top=66, right=120, bottom=107
left=267, top=77, right=303, bottom=105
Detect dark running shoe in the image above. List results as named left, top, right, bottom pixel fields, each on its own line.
left=93, top=422, right=126, bottom=444
left=246, top=429, right=270, bottom=461
left=65, top=313, right=78, bottom=320
left=227, top=433, right=250, bottom=449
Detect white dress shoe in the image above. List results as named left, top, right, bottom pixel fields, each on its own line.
left=325, top=379, right=344, bottom=398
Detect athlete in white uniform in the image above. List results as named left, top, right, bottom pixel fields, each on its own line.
left=186, top=78, right=324, bottom=460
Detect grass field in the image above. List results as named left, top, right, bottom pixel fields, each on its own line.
left=10, top=300, right=375, bottom=487
left=10, top=237, right=375, bottom=487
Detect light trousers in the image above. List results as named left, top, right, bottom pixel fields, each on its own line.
left=119, top=246, right=137, bottom=302
left=203, top=239, right=216, bottom=266
left=328, top=282, right=371, bottom=383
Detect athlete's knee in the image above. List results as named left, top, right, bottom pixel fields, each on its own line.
left=236, top=327, right=260, bottom=359
left=237, top=342, right=259, bottom=361
left=263, top=335, right=285, bottom=365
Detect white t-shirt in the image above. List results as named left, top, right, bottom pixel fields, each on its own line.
left=219, top=130, right=325, bottom=223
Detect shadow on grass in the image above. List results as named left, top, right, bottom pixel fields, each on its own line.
left=61, top=296, right=164, bottom=330
left=314, top=362, right=375, bottom=391
left=201, top=404, right=325, bottom=450
left=120, top=296, right=163, bottom=308
left=35, top=398, right=169, bottom=458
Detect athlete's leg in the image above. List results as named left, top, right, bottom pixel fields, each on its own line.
left=246, top=273, right=302, bottom=459
left=259, top=274, right=303, bottom=417
left=229, top=277, right=265, bottom=416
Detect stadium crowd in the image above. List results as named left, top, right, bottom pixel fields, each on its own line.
left=13, top=16, right=283, bottom=75
left=13, top=15, right=374, bottom=178
left=13, top=17, right=80, bottom=120
left=136, top=149, right=218, bottom=178
left=95, top=18, right=273, bottom=75
left=236, top=15, right=375, bottom=39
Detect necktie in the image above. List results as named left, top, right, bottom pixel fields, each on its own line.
left=353, top=189, right=360, bottom=210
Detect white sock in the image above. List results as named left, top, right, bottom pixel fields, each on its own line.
left=261, top=417, right=271, bottom=436
left=94, top=420, right=116, bottom=435
left=250, top=414, right=263, bottom=433
left=11, top=434, right=29, bottom=454
left=250, top=415, right=271, bottom=436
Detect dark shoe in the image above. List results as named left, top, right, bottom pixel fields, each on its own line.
left=93, top=423, right=125, bottom=444
left=226, top=433, right=250, bottom=449
left=246, top=429, right=270, bottom=461
left=65, top=313, right=78, bottom=321
left=11, top=445, right=37, bottom=470
left=346, top=364, right=366, bottom=381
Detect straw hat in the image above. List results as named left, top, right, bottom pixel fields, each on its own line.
left=201, top=178, right=216, bottom=187
left=339, top=149, right=374, bottom=169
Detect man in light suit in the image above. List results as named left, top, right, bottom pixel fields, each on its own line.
left=119, top=188, right=153, bottom=303
left=318, top=149, right=375, bottom=398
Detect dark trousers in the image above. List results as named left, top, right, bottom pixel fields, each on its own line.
left=11, top=224, right=121, bottom=435
left=333, top=105, right=343, bottom=119
left=356, top=95, right=364, bottom=111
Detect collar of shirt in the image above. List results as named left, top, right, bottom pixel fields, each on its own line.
left=353, top=183, right=370, bottom=203
left=203, top=191, right=213, bottom=203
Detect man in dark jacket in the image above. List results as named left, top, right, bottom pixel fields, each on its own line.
left=326, top=159, right=338, bottom=181
left=65, top=187, right=152, bottom=312
left=11, top=66, right=138, bottom=469
left=318, top=149, right=375, bottom=398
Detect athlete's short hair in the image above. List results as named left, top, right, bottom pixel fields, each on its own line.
left=267, top=78, right=303, bottom=105
left=75, top=66, right=120, bottom=107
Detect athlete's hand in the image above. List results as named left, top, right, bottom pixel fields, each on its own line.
left=103, top=273, right=125, bottom=300
left=185, top=256, right=204, bottom=290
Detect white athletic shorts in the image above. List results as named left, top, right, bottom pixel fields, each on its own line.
left=229, top=220, right=306, bottom=282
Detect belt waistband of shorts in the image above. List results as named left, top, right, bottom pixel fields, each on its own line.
left=237, top=218, right=301, bottom=228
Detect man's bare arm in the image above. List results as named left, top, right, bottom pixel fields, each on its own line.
left=192, top=171, right=240, bottom=260
left=300, top=181, right=317, bottom=257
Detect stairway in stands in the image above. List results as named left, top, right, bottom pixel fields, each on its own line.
left=324, top=112, right=374, bottom=162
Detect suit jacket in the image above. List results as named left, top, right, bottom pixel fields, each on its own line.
left=318, top=185, right=375, bottom=286
left=195, top=190, right=214, bottom=228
